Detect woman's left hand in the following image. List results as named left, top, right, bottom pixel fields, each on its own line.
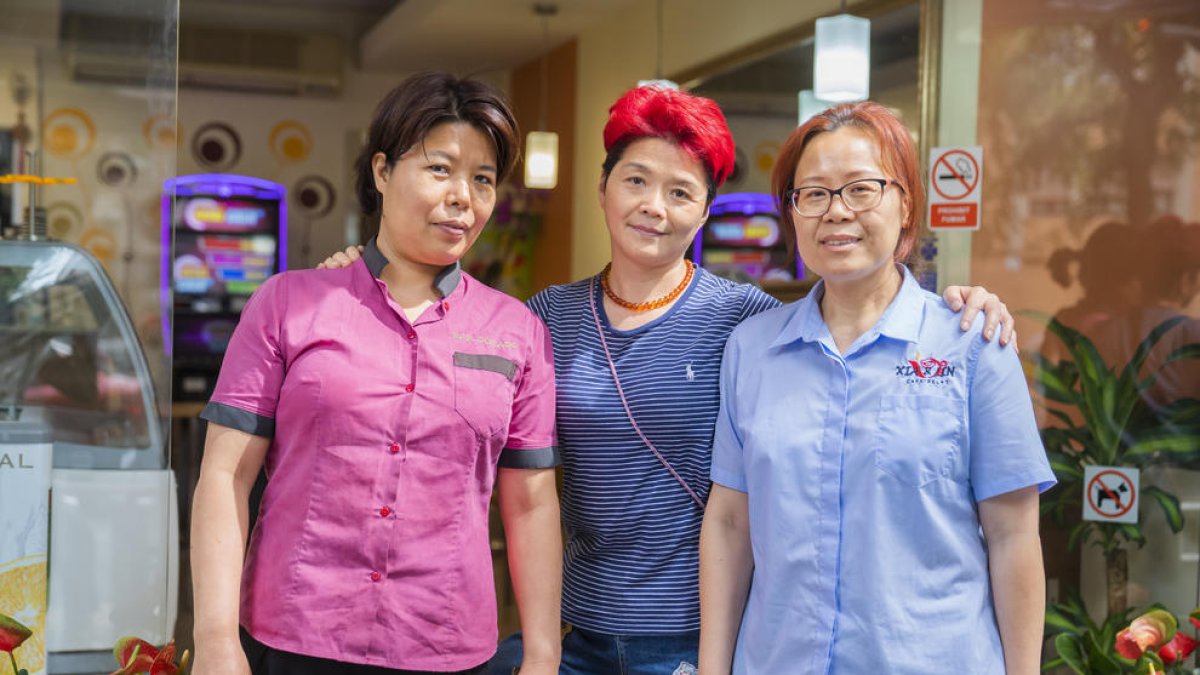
left=943, top=285, right=1016, bottom=349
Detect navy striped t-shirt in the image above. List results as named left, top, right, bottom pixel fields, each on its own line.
left=527, top=267, right=780, bottom=634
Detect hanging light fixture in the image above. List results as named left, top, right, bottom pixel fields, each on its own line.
left=798, top=89, right=835, bottom=125
left=813, top=0, right=870, bottom=103
left=524, top=3, right=559, bottom=190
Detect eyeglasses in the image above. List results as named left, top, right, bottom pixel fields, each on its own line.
left=785, top=178, right=900, bottom=218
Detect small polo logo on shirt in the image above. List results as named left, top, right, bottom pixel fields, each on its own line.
left=685, top=363, right=696, bottom=381
left=896, top=352, right=958, bottom=385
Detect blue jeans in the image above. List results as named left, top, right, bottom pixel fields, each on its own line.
left=487, top=627, right=698, bottom=675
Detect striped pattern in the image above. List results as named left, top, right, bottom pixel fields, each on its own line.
left=528, top=268, right=779, bottom=634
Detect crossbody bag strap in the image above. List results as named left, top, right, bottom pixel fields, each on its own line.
left=588, top=276, right=706, bottom=511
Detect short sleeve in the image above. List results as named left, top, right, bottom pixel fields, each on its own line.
left=968, top=339, right=1057, bottom=502
left=710, top=332, right=749, bottom=492
left=199, top=275, right=288, bottom=438
left=498, top=313, right=559, bottom=469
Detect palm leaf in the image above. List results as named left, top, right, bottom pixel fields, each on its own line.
left=1117, top=315, right=1186, bottom=390
left=1126, top=432, right=1200, bottom=464
left=1054, top=633, right=1087, bottom=674
left=1142, top=485, right=1185, bottom=533
left=1164, top=342, right=1200, bottom=366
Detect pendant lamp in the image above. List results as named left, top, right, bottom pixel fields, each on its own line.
left=813, top=1, right=870, bottom=103
left=524, top=3, right=559, bottom=190
left=798, top=89, right=835, bottom=125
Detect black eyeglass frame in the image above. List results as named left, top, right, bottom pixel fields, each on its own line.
left=785, top=178, right=903, bottom=217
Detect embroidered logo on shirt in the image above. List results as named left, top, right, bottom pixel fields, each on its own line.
left=451, top=331, right=519, bottom=350
left=685, top=362, right=696, bottom=381
left=896, top=352, right=958, bottom=385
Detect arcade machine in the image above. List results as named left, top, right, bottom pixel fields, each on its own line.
left=691, top=192, right=810, bottom=301
left=163, top=174, right=287, bottom=400
left=0, top=173, right=177, bottom=673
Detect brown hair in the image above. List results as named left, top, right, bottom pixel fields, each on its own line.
left=771, top=101, right=923, bottom=262
left=354, top=72, right=519, bottom=217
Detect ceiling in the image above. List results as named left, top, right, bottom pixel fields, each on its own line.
left=177, top=0, right=643, bottom=73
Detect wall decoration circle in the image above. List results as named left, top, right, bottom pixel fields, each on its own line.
left=269, top=120, right=313, bottom=164
left=46, top=202, right=84, bottom=240
left=191, top=122, right=243, bottom=171
left=43, top=108, right=97, bottom=160
left=291, top=175, right=336, bottom=217
left=79, top=227, right=117, bottom=264
left=96, top=151, right=138, bottom=187
left=143, top=113, right=179, bottom=149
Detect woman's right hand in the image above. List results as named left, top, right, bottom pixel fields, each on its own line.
left=315, top=245, right=364, bottom=270
left=190, top=637, right=251, bottom=675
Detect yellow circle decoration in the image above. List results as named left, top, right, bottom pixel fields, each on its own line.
left=46, top=202, right=84, bottom=240
left=80, top=227, right=117, bottom=264
left=754, top=141, right=780, bottom=174
left=43, top=108, right=97, bottom=160
left=143, top=114, right=180, bottom=149
left=269, top=120, right=313, bottom=164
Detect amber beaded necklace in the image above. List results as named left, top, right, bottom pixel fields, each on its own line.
left=600, top=260, right=695, bottom=313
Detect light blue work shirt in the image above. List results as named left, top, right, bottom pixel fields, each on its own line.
left=711, top=266, right=1056, bottom=674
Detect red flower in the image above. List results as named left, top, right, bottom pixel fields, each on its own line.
left=111, top=636, right=160, bottom=674
left=1116, top=609, right=1176, bottom=659
left=0, top=614, right=32, bottom=653
left=1160, top=631, right=1198, bottom=664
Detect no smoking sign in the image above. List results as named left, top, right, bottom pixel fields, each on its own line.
left=927, top=146, right=983, bottom=231
left=1082, top=466, right=1140, bottom=524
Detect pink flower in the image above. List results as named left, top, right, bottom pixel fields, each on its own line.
left=0, top=613, right=32, bottom=653
left=1115, top=609, right=1177, bottom=659
left=1160, top=631, right=1198, bottom=664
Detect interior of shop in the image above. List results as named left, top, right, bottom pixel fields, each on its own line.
left=1, top=0, right=1198, bottom=672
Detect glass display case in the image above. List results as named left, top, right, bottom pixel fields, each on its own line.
left=0, top=240, right=177, bottom=672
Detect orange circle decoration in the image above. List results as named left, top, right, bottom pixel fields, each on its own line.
left=80, top=227, right=117, bottom=264
left=143, top=114, right=180, bottom=149
left=43, top=108, right=97, bottom=160
left=269, top=120, right=313, bottom=164
left=754, top=141, right=780, bottom=174
left=46, top=202, right=84, bottom=240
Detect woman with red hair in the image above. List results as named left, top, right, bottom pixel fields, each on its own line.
left=322, top=86, right=1014, bottom=674
left=698, top=102, right=1054, bottom=674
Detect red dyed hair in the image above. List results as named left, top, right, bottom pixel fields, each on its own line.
left=602, top=85, right=736, bottom=196
left=771, top=101, right=924, bottom=262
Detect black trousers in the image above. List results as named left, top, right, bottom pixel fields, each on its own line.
left=241, top=628, right=488, bottom=675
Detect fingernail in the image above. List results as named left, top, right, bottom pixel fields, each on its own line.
left=985, top=329, right=994, bottom=339
left=961, top=322, right=970, bottom=330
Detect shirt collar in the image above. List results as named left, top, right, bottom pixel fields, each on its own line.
left=770, top=264, right=924, bottom=348
left=363, top=236, right=462, bottom=298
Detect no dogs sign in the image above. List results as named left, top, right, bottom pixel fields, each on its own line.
left=927, top=146, right=983, bottom=230
left=1082, top=466, right=1140, bottom=524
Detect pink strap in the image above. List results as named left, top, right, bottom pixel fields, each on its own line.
left=589, top=277, right=706, bottom=511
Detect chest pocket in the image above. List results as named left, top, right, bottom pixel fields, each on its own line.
left=453, top=352, right=518, bottom=437
left=872, top=394, right=966, bottom=488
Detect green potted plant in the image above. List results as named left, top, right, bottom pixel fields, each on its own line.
left=1027, top=313, right=1200, bottom=616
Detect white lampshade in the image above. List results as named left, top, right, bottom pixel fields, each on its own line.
left=524, top=131, right=558, bottom=190
left=813, top=13, right=870, bottom=103
left=798, top=90, right=835, bottom=126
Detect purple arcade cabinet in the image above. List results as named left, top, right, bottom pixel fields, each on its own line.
left=162, top=174, right=287, bottom=400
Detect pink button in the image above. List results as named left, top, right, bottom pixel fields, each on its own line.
left=442, top=301, right=450, bottom=311
left=405, top=383, right=415, bottom=393
left=407, top=331, right=417, bottom=340
left=379, top=506, right=391, bottom=518
left=369, top=571, right=381, bottom=582
left=389, top=442, right=401, bottom=454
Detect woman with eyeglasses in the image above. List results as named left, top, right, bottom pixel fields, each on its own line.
left=321, top=87, right=1017, bottom=674
left=698, top=101, right=1055, bottom=675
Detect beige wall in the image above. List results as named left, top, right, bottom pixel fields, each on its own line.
left=571, top=0, right=848, bottom=279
